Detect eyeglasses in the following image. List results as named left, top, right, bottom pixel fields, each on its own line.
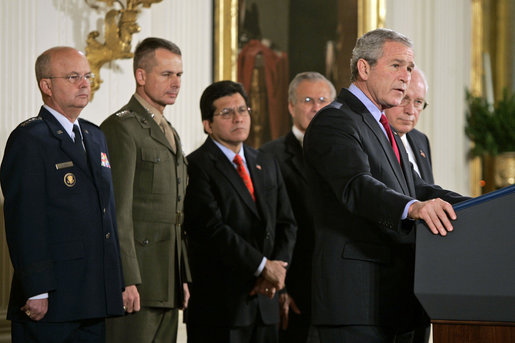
left=46, top=73, right=95, bottom=84
left=301, top=97, right=329, bottom=106
left=214, top=106, right=251, bottom=120
left=400, top=96, right=428, bottom=110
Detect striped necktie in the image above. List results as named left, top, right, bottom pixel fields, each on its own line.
left=233, top=154, right=255, bottom=201
left=380, top=114, right=400, bottom=164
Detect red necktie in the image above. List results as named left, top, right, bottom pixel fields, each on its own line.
left=233, top=154, right=255, bottom=201
left=380, top=114, right=401, bottom=164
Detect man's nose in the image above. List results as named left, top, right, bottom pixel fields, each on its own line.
left=170, top=76, right=181, bottom=87
left=399, top=68, right=411, bottom=84
left=404, top=101, right=416, bottom=115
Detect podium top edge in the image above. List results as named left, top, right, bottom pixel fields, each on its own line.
left=453, top=184, right=515, bottom=211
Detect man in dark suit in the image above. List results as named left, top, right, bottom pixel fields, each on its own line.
left=386, top=68, right=434, bottom=184
left=385, top=68, right=434, bottom=343
left=260, top=71, right=335, bottom=343
left=1, top=46, right=124, bottom=343
left=100, top=37, right=191, bottom=343
left=303, top=29, right=470, bottom=342
left=184, top=80, right=297, bottom=343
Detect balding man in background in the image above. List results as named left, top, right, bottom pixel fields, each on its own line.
left=260, top=71, right=336, bottom=343
left=385, top=68, right=433, bottom=184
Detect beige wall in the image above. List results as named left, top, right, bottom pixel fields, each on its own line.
left=386, top=0, right=472, bottom=195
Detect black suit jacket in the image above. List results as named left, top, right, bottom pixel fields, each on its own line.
left=260, top=131, right=314, bottom=316
left=184, top=138, right=297, bottom=327
left=303, top=89, right=468, bottom=331
left=406, top=129, right=434, bottom=184
left=1, top=107, right=124, bottom=322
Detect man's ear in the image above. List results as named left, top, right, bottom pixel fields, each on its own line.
left=40, top=79, right=52, bottom=97
left=202, top=120, right=212, bottom=135
left=357, top=59, right=370, bottom=81
left=135, top=68, right=146, bottom=86
left=288, top=101, right=295, bottom=118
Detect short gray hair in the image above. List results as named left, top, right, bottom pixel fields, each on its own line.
left=288, top=71, right=336, bottom=103
left=350, top=28, right=413, bottom=82
left=133, top=37, right=181, bottom=74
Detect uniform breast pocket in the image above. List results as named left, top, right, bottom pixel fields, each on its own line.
left=50, top=165, right=83, bottom=196
left=140, top=148, right=174, bottom=194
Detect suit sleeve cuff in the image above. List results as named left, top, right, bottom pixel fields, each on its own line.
left=402, top=200, right=418, bottom=220
left=29, top=293, right=48, bottom=300
left=254, top=257, right=267, bottom=277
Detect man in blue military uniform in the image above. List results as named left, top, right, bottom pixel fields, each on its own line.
left=1, top=46, right=124, bottom=343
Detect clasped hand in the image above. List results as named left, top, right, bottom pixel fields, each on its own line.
left=21, top=298, right=48, bottom=321
left=249, top=259, right=288, bottom=299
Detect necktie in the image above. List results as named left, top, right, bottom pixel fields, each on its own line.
left=379, top=114, right=400, bottom=164
left=73, top=124, right=85, bottom=153
left=158, top=115, right=177, bottom=153
left=233, top=154, right=255, bottom=201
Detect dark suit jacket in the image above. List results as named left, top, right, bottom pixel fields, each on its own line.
left=184, top=138, right=297, bottom=327
left=406, top=129, right=434, bottom=184
left=260, top=131, right=314, bottom=318
left=101, top=96, right=191, bottom=310
left=1, top=106, right=124, bottom=322
left=303, top=88, right=468, bottom=331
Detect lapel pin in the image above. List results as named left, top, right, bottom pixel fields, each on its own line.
left=56, top=130, right=63, bottom=135
left=256, top=164, right=262, bottom=170
left=420, top=150, right=426, bottom=158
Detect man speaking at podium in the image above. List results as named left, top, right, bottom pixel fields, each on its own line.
left=304, top=28, right=470, bottom=342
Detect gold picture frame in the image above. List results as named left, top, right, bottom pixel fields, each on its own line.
left=212, top=0, right=386, bottom=148
left=469, top=0, right=513, bottom=196
left=213, top=0, right=386, bottom=82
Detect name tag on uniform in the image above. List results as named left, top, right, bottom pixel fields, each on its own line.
left=55, top=161, right=74, bottom=170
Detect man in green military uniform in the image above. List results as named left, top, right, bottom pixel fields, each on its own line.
left=101, top=37, right=191, bottom=343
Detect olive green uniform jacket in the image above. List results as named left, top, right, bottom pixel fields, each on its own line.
left=101, top=96, right=191, bottom=309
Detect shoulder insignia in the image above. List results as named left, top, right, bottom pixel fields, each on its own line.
left=115, top=109, right=134, bottom=118
left=79, top=118, right=100, bottom=129
left=19, top=116, right=43, bottom=127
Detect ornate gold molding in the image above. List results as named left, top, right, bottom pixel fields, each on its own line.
left=85, top=0, right=162, bottom=98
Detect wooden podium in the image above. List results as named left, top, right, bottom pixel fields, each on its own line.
left=414, top=185, right=515, bottom=343
left=431, top=320, right=514, bottom=342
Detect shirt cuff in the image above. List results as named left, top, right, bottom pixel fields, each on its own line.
left=29, top=293, right=48, bottom=300
left=402, top=200, right=418, bottom=220
left=254, top=257, right=267, bottom=277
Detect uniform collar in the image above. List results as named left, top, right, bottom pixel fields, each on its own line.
left=43, top=104, right=80, bottom=140
left=134, top=93, right=165, bottom=125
